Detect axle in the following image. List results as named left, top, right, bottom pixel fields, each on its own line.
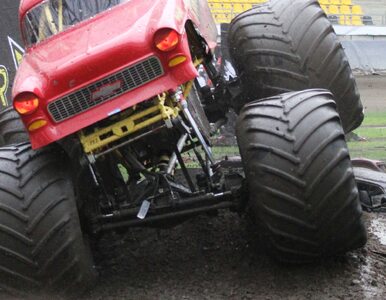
left=93, top=191, right=237, bottom=232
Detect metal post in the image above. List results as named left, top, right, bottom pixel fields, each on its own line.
left=180, top=99, right=215, bottom=165
left=167, top=133, right=189, bottom=174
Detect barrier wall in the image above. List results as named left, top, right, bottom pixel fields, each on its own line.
left=0, top=0, right=24, bottom=109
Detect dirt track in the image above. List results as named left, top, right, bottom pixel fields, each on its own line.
left=80, top=212, right=386, bottom=300
left=1, top=76, right=386, bottom=300
left=83, top=75, right=386, bottom=300
left=4, top=212, right=386, bottom=300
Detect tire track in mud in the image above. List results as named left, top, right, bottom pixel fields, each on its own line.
left=78, top=212, right=386, bottom=300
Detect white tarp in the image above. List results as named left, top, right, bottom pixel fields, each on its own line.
left=334, top=25, right=386, bottom=37
left=341, top=40, right=386, bottom=74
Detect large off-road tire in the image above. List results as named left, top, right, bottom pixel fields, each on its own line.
left=0, top=143, right=96, bottom=296
left=0, top=106, right=28, bottom=146
left=228, top=0, right=363, bottom=133
left=236, top=90, right=367, bottom=263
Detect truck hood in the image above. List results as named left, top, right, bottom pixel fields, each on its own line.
left=13, top=0, right=187, bottom=101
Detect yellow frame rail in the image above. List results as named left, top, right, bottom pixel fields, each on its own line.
left=80, top=95, right=179, bottom=154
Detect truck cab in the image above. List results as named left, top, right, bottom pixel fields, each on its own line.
left=15, top=0, right=217, bottom=149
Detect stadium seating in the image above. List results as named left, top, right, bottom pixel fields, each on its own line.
left=352, top=5, right=364, bottom=15
left=207, top=0, right=367, bottom=26
left=362, top=15, right=374, bottom=25
left=329, top=5, right=340, bottom=14
left=328, top=15, right=339, bottom=24
left=340, top=5, right=351, bottom=15
left=321, top=4, right=329, bottom=14
left=352, top=15, right=364, bottom=25
left=208, top=0, right=268, bottom=23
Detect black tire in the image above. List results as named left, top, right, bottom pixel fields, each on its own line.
left=228, top=0, right=363, bottom=133
left=0, top=106, right=29, bottom=146
left=236, top=90, right=367, bottom=263
left=0, top=143, right=96, bottom=296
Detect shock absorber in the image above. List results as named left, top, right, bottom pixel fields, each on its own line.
left=171, top=89, right=215, bottom=166
left=158, top=154, right=170, bottom=173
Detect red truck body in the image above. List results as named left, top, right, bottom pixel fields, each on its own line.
left=14, top=0, right=217, bottom=149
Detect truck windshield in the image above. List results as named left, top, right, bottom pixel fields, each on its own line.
left=23, top=0, right=129, bottom=46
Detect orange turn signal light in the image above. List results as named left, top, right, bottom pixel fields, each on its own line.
left=168, top=55, right=187, bottom=67
left=154, top=29, right=179, bottom=52
left=14, top=92, right=39, bottom=115
left=28, top=119, right=47, bottom=132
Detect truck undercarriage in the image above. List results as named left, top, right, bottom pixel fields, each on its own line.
left=73, top=78, right=244, bottom=235
left=0, top=0, right=371, bottom=296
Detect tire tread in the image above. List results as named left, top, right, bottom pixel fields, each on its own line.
left=0, top=107, right=28, bottom=146
left=0, top=143, right=96, bottom=296
left=237, top=90, right=366, bottom=262
left=229, top=0, right=363, bottom=132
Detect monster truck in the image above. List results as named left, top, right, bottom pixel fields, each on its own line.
left=0, top=0, right=366, bottom=296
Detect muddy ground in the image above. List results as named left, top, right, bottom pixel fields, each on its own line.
left=2, top=76, right=386, bottom=300
left=85, top=75, right=386, bottom=300
left=79, top=212, right=386, bottom=300
left=5, top=212, right=386, bottom=300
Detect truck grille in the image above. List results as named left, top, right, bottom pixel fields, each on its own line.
left=48, top=56, right=164, bottom=123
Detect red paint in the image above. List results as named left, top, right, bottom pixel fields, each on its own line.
left=14, top=0, right=218, bottom=149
